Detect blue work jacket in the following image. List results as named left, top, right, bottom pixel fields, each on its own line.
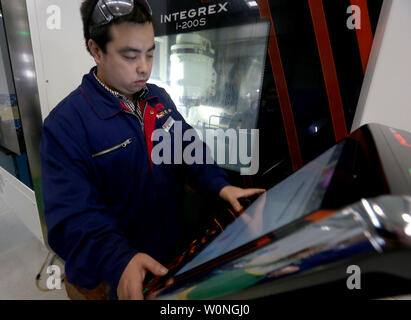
left=40, top=68, right=229, bottom=290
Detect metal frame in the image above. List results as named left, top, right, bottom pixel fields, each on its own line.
left=0, top=0, right=47, bottom=245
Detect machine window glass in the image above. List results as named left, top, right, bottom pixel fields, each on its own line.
left=151, top=21, right=270, bottom=172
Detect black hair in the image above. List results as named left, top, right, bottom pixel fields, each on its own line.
left=80, top=0, right=153, bottom=54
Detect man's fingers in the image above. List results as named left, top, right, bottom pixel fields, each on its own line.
left=240, top=188, right=266, bottom=198
left=117, top=253, right=168, bottom=300
left=219, top=185, right=266, bottom=213
left=234, top=188, right=266, bottom=212
left=230, top=198, right=243, bottom=212
left=139, top=253, right=168, bottom=277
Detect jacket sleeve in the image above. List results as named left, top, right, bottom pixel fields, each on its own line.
left=160, top=89, right=230, bottom=196
left=40, top=108, right=138, bottom=290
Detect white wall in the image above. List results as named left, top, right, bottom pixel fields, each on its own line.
left=352, top=0, right=411, bottom=133
left=26, top=0, right=94, bottom=121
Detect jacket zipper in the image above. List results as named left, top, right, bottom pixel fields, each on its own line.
left=140, top=101, right=148, bottom=133
left=124, top=101, right=148, bottom=135
left=92, top=138, right=132, bottom=158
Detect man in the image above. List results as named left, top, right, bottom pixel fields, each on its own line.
left=40, top=0, right=264, bottom=300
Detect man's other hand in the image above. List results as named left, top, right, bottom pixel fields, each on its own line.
left=219, top=185, right=266, bottom=212
left=117, top=253, right=168, bottom=300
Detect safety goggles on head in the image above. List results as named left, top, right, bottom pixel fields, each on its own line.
left=90, top=0, right=152, bottom=27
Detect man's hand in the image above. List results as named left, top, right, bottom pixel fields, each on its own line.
left=117, top=253, right=168, bottom=300
left=219, top=185, right=266, bottom=212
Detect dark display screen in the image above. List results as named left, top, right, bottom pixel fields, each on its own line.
left=176, top=142, right=343, bottom=275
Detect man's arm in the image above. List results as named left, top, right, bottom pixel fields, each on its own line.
left=40, top=110, right=164, bottom=297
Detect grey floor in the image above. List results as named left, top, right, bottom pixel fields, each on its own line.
left=0, top=198, right=68, bottom=300
left=0, top=194, right=409, bottom=300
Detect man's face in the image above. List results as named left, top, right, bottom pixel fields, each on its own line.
left=92, top=22, right=155, bottom=97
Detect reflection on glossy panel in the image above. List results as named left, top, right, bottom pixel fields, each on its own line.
left=151, top=195, right=411, bottom=300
